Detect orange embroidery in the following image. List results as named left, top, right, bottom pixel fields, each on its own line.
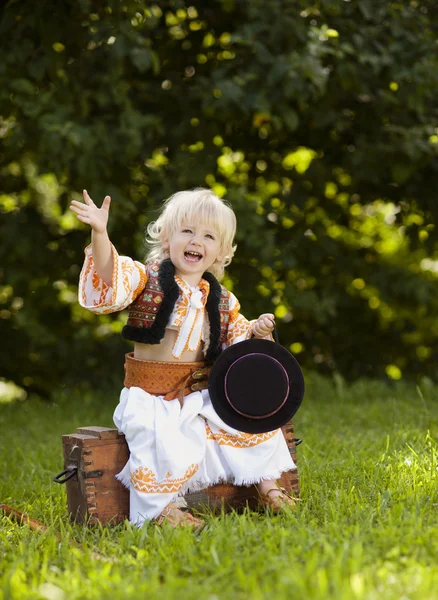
left=122, top=262, right=135, bottom=296
left=173, top=276, right=190, bottom=326
left=227, top=314, right=252, bottom=345
left=91, top=266, right=110, bottom=307
left=92, top=271, right=101, bottom=290
left=81, top=256, right=94, bottom=306
left=187, top=308, right=200, bottom=351
left=175, top=276, right=210, bottom=306
left=171, top=276, right=210, bottom=358
left=198, top=279, right=210, bottom=299
left=110, top=248, right=119, bottom=305
left=130, top=464, right=199, bottom=494
left=91, top=266, right=106, bottom=306
left=228, top=305, right=240, bottom=324
left=172, top=307, right=202, bottom=358
left=132, top=264, right=147, bottom=301
left=98, top=281, right=109, bottom=305
left=173, top=293, right=189, bottom=327
left=206, top=424, right=277, bottom=448
left=81, top=247, right=148, bottom=312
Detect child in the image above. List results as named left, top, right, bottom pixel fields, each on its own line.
left=70, top=188, right=297, bottom=528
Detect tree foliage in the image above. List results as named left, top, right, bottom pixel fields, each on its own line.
left=1, top=0, right=437, bottom=396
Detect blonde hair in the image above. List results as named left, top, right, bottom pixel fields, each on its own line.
left=145, top=188, right=237, bottom=280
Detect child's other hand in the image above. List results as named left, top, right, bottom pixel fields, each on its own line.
left=252, top=313, right=275, bottom=338
left=70, top=190, right=111, bottom=234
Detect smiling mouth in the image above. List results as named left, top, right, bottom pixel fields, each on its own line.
left=184, top=251, right=203, bottom=262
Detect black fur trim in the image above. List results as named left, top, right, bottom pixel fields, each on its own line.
left=121, top=259, right=179, bottom=345
left=202, top=271, right=223, bottom=361
left=121, top=323, right=167, bottom=344
left=154, top=258, right=180, bottom=337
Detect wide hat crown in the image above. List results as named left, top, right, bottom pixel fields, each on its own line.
left=208, top=338, right=305, bottom=434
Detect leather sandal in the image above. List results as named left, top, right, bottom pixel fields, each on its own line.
left=258, top=487, right=299, bottom=513
left=156, top=503, right=205, bottom=530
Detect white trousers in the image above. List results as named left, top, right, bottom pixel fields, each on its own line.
left=113, top=386, right=296, bottom=526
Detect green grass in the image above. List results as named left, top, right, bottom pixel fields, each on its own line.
left=1, top=374, right=437, bottom=600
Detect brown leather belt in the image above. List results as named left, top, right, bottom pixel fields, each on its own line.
left=124, top=353, right=211, bottom=406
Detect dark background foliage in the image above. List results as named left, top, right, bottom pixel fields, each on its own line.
left=0, top=0, right=437, bottom=397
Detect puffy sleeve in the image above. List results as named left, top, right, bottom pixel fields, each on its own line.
left=78, top=244, right=147, bottom=314
left=225, top=292, right=257, bottom=347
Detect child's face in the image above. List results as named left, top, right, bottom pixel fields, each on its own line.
left=164, top=223, right=224, bottom=284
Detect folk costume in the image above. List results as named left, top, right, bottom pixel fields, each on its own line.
left=79, top=244, right=296, bottom=526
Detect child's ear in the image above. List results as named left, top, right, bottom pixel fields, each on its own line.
left=162, top=238, right=169, bottom=250
left=216, top=244, right=230, bottom=263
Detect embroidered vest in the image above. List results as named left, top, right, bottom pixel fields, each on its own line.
left=121, top=259, right=229, bottom=361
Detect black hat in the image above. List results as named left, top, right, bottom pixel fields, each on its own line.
left=208, top=338, right=304, bottom=434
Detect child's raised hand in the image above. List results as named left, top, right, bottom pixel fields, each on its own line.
left=252, top=313, right=275, bottom=338
left=70, top=190, right=111, bottom=234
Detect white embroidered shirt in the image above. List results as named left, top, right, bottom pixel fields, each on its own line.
left=78, top=244, right=255, bottom=357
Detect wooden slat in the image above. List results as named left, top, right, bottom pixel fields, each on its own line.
left=77, top=427, right=120, bottom=440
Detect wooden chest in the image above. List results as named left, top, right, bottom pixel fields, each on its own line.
left=55, top=426, right=129, bottom=526
left=55, top=424, right=299, bottom=525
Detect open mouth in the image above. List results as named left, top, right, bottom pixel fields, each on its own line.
left=184, top=251, right=203, bottom=263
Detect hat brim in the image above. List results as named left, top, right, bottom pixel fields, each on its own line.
left=208, top=339, right=304, bottom=434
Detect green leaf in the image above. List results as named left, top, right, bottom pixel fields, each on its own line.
left=130, top=48, right=152, bottom=73
left=282, top=109, right=299, bottom=132
left=11, top=78, right=36, bottom=94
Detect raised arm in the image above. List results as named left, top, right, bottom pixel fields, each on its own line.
left=70, top=190, right=113, bottom=285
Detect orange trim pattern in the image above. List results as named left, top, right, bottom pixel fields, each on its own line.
left=172, top=290, right=189, bottom=328
left=227, top=313, right=253, bottom=345
left=122, top=262, right=135, bottom=296
left=228, top=305, right=240, bottom=324
left=110, top=243, right=120, bottom=305
left=132, top=264, right=147, bottom=300
left=98, top=281, right=109, bottom=305
left=79, top=245, right=147, bottom=314
left=170, top=276, right=210, bottom=358
left=81, top=256, right=94, bottom=306
left=187, top=308, right=200, bottom=352
left=206, top=424, right=277, bottom=447
left=130, top=464, right=199, bottom=494
left=198, top=279, right=210, bottom=299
